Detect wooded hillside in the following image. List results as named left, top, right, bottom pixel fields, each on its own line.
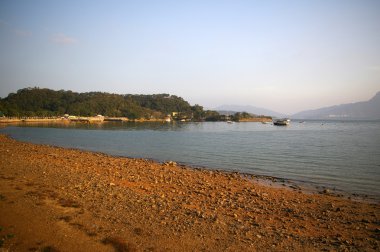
left=0, top=87, right=271, bottom=121
left=0, top=88, right=195, bottom=119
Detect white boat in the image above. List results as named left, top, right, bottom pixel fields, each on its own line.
left=273, top=118, right=290, bottom=126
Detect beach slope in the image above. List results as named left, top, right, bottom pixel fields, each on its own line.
left=0, top=134, right=379, bottom=251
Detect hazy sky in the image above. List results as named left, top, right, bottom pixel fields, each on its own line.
left=0, top=0, right=379, bottom=114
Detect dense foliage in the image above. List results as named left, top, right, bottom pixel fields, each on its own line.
left=0, top=88, right=209, bottom=120
left=0, top=87, right=271, bottom=121
left=0, top=88, right=149, bottom=118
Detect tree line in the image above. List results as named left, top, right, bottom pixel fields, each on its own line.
left=0, top=87, right=271, bottom=121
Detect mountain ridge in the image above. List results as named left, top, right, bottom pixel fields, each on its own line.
left=214, top=105, right=286, bottom=118
left=292, top=92, right=380, bottom=120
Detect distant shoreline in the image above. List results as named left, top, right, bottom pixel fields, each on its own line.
left=0, top=116, right=273, bottom=124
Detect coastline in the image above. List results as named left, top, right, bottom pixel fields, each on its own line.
left=0, top=116, right=273, bottom=124
left=0, top=134, right=379, bottom=251
left=0, top=117, right=165, bottom=124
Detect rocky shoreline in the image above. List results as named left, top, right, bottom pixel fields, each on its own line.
left=0, top=134, right=379, bottom=251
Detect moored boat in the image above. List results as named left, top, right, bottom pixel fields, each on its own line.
left=273, top=118, right=290, bottom=126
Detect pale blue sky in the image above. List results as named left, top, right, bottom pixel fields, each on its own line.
left=0, top=0, right=379, bottom=114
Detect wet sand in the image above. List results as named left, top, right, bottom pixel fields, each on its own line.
left=0, top=134, right=379, bottom=251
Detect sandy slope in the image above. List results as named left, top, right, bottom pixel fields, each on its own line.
left=0, top=134, right=379, bottom=251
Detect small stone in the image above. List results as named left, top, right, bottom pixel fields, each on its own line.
left=164, top=161, right=177, bottom=167
left=322, top=189, right=330, bottom=194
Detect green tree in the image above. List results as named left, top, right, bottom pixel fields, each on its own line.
left=204, top=110, right=220, bottom=121
left=191, top=104, right=204, bottom=121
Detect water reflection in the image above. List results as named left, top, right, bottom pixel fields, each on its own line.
left=7, top=121, right=182, bottom=131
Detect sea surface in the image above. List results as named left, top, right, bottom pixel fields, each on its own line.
left=1, top=120, right=380, bottom=199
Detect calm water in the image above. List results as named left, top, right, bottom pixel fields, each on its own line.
left=1, top=121, right=380, bottom=199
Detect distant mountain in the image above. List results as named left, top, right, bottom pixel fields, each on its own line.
left=215, top=105, right=286, bottom=118
left=292, top=92, right=380, bottom=120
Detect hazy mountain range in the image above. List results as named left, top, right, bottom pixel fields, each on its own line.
left=216, top=91, right=380, bottom=120
left=215, top=105, right=286, bottom=118
left=292, top=92, right=380, bottom=120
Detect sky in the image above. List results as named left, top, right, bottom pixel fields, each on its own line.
left=0, top=0, right=379, bottom=114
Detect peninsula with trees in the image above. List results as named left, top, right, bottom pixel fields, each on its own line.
left=0, top=87, right=272, bottom=123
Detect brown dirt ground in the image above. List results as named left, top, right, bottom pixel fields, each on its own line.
left=0, top=134, right=379, bottom=251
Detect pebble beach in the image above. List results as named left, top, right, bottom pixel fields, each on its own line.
left=0, top=134, right=379, bottom=251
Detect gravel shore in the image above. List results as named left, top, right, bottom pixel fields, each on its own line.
left=0, top=134, right=379, bottom=251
